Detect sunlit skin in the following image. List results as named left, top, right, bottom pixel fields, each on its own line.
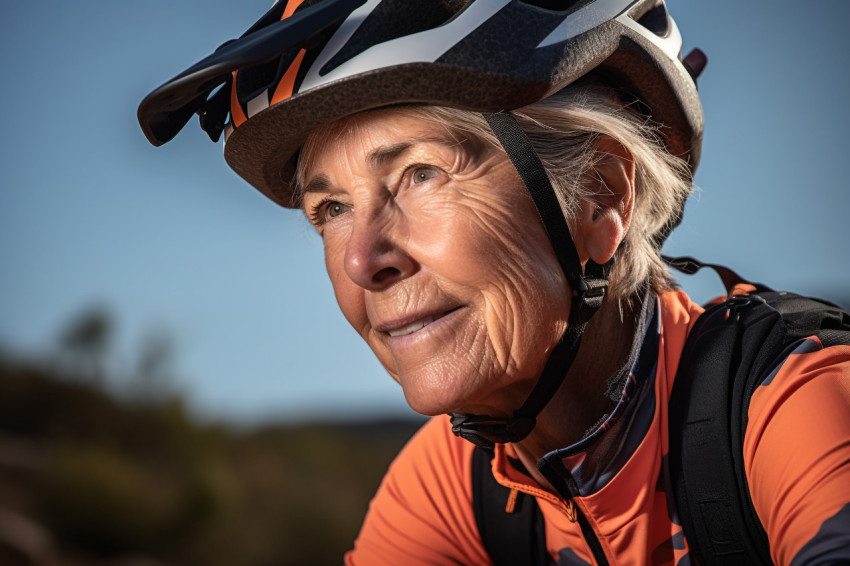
left=301, top=112, right=571, bottom=418
left=301, top=110, right=637, bottom=475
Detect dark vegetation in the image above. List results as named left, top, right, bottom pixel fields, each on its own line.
left=0, top=308, right=424, bottom=566
left=6, top=290, right=845, bottom=566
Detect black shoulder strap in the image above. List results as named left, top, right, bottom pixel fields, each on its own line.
left=666, top=256, right=850, bottom=566
left=472, top=446, right=549, bottom=566
left=668, top=299, right=776, bottom=565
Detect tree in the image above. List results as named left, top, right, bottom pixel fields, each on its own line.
left=136, top=328, right=174, bottom=400
left=59, top=305, right=113, bottom=384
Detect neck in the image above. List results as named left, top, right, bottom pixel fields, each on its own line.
left=513, top=294, right=641, bottom=487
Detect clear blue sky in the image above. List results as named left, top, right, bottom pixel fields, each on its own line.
left=1, top=1, right=848, bottom=425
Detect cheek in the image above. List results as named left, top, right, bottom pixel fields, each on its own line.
left=409, top=187, right=569, bottom=363
left=323, top=232, right=368, bottom=333
left=410, top=188, right=562, bottom=292
left=322, top=229, right=401, bottom=381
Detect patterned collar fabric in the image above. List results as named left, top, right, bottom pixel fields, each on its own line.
left=539, top=293, right=661, bottom=496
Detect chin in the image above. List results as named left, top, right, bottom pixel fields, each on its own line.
left=399, top=374, right=508, bottom=419
left=399, top=377, right=479, bottom=417
left=401, top=388, right=458, bottom=417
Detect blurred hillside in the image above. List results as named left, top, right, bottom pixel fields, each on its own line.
left=3, top=294, right=847, bottom=566
left=0, top=349, right=424, bottom=566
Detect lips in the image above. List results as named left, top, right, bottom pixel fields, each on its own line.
left=378, top=306, right=462, bottom=338
left=387, top=315, right=438, bottom=337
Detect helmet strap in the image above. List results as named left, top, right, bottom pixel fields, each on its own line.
left=449, top=112, right=613, bottom=450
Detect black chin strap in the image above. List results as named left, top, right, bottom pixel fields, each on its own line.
left=449, top=112, right=612, bottom=450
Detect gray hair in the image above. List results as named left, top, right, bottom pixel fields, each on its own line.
left=294, top=84, right=694, bottom=302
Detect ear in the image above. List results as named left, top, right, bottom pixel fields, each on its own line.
left=576, top=136, right=635, bottom=267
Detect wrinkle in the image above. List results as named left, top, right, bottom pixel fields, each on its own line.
left=308, top=111, right=571, bottom=419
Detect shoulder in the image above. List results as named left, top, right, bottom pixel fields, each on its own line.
left=657, top=289, right=705, bottom=329
left=745, top=336, right=850, bottom=462
left=744, top=338, right=850, bottom=565
left=385, top=414, right=477, bottom=494
left=346, top=415, right=489, bottom=565
left=656, top=289, right=705, bottom=390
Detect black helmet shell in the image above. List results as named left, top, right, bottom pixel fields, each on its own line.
left=139, top=0, right=704, bottom=208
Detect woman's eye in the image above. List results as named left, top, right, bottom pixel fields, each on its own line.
left=411, top=166, right=439, bottom=184
left=327, top=202, right=349, bottom=218
left=308, top=199, right=351, bottom=227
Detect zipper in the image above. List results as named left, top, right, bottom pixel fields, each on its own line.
left=570, top=500, right=610, bottom=566
left=540, top=456, right=611, bottom=566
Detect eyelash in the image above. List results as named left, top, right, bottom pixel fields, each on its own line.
left=405, top=163, right=439, bottom=185
left=307, top=196, right=346, bottom=227
left=306, top=164, right=441, bottom=227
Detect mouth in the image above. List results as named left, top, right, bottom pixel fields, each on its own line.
left=388, top=315, right=438, bottom=337
left=380, top=306, right=463, bottom=338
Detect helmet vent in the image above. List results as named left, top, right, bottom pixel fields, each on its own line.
left=234, top=0, right=318, bottom=105
left=235, top=0, right=335, bottom=106
left=320, top=0, right=473, bottom=76
left=635, top=3, right=671, bottom=39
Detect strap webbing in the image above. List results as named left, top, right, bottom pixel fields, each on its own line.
left=472, top=447, right=547, bottom=566
left=663, top=255, right=773, bottom=296
left=483, top=112, right=582, bottom=284
left=450, top=112, right=612, bottom=449
left=451, top=320, right=586, bottom=447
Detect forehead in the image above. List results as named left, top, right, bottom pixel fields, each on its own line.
left=294, top=106, right=502, bottom=196
left=304, top=111, right=458, bottom=171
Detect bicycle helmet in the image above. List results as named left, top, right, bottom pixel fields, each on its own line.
left=139, top=0, right=706, bottom=448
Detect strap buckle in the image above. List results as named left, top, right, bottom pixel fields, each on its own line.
left=571, top=275, right=609, bottom=325
left=449, top=413, right=537, bottom=450
left=570, top=257, right=614, bottom=325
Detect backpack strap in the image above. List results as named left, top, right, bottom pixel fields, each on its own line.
left=472, top=446, right=549, bottom=566
left=662, top=254, right=771, bottom=295
left=666, top=256, right=850, bottom=566
left=667, top=298, right=775, bottom=565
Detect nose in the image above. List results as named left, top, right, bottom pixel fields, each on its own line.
left=343, top=204, right=417, bottom=291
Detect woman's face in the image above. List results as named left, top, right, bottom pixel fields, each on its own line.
left=300, top=110, right=571, bottom=417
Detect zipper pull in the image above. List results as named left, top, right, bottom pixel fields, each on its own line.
left=565, top=500, right=577, bottom=523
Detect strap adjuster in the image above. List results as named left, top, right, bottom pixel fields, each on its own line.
left=449, top=413, right=537, bottom=450
left=570, top=257, right=614, bottom=325
left=571, top=276, right=609, bottom=324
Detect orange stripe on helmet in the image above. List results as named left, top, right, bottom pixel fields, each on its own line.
left=229, top=0, right=307, bottom=130
left=230, top=71, right=248, bottom=127
left=271, top=49, right=307, bottom=106
left=271, top=0, right=309, bottom=105
left=282, top=0, right=306, bottom=20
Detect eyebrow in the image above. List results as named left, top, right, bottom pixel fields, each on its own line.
left=367, top=141, right=413, bottom=169
left=301, top=174, right=331, bottom=195
left=369, top=133, right=462, bottom=168
left=301, top=133, right=464, bottom=196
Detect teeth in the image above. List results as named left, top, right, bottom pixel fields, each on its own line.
left=388, top=315, right=436, bottom=337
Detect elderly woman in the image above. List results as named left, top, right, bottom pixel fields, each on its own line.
left=139, top=0, right=850, bottom=564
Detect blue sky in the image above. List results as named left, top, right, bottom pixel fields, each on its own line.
left=1, top=1, right=848, bottom=425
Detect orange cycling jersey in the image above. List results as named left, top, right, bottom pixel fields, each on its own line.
left=345, top=290, right=850, bottom=565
